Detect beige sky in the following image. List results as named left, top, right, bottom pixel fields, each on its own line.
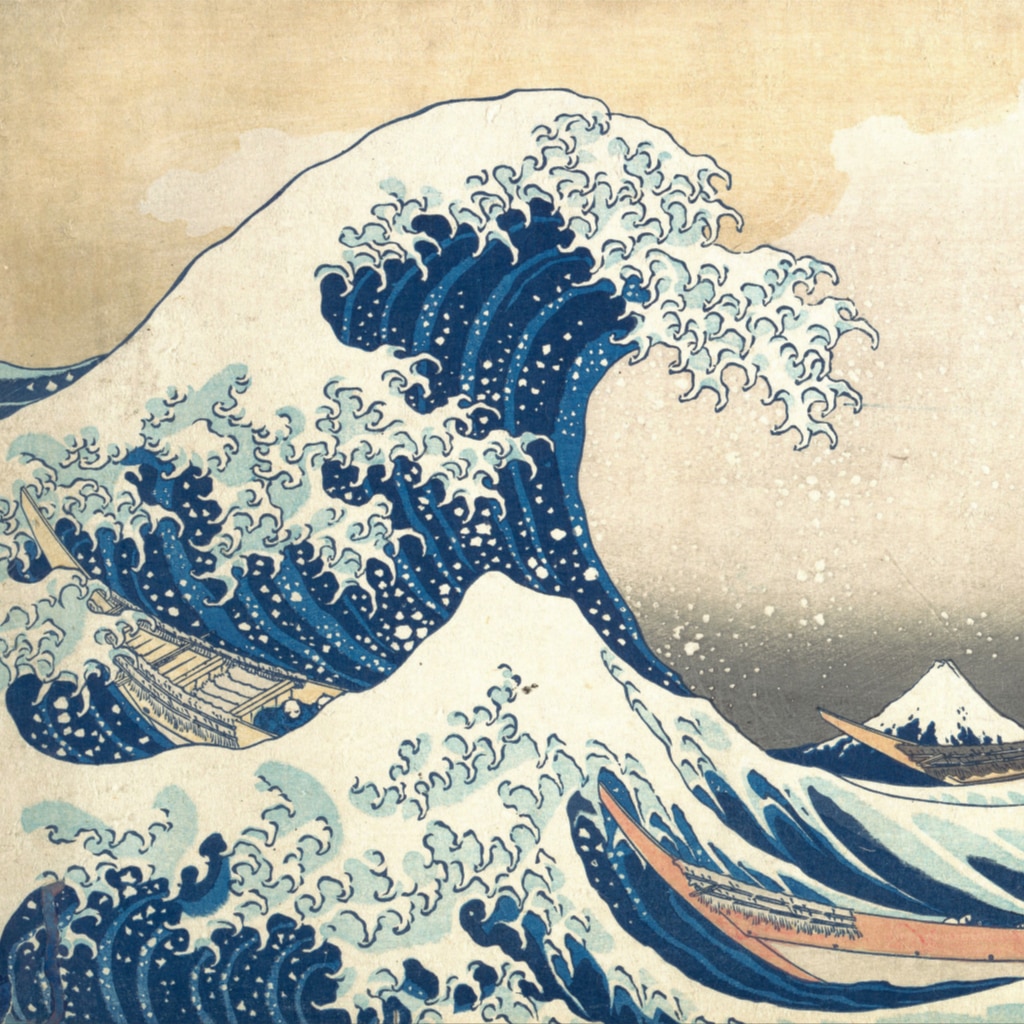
left=2, top=1, right=1023, bottom=366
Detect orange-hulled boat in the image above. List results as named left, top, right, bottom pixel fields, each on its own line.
left=598, top=784, right=1024, bottom=986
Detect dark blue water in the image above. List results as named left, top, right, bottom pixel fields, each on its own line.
left=12, top=199, right=682, bottom=766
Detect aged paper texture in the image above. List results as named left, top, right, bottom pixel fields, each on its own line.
left=2, top=3, right=1024, bottom=1021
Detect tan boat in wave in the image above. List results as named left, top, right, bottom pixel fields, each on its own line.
left=818, top=708, right=1024, bottom=785
left=599, top=783, right=1024, bottom=986
left=20, top=488, right=343, bottom=749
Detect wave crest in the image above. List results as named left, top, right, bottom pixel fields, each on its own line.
left=325, top=107, right=876, bottom=449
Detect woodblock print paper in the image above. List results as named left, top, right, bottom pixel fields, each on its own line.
left=2, top=3, right=1024, bottom=1021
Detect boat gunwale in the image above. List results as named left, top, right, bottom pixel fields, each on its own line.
left=818, top=708, right=1024, bottom=785
left=597, top=783, right=1024, bottom=973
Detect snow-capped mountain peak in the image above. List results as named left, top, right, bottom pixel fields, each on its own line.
left=868, top=659, right=1024, bottom=745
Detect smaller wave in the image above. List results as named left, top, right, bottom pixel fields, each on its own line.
left=0, top=355, right=105, bottom=420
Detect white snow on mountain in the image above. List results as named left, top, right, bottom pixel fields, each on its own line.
left=810, top=659, right=1024, bottom=753
left=867, top=659, right=1024, bottom=745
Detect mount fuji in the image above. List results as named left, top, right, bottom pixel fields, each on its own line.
left=774, top=660, right=1024, bottom=784
left=864, top=659, right=1024, bottom=746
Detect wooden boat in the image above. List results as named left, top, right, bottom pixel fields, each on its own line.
left=20, top=488, right=343, bottom=749
left=818, top=709, right=1024, bottom=786
left=598, top=783, right=1024, bottom=986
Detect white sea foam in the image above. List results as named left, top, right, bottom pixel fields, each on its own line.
left=21, top=574, right=1024, bottom=1022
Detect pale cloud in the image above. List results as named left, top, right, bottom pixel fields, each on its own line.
left=787, top=86, right=1024, bottom=269
left=140, top=127, right=364, bottom=237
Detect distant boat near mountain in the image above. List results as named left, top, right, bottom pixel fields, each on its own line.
left=807, top=660, right=1024, bottom=786
left=818, top=709, right=1024, bottom=786
left=20, top=488, right=343, bottom=749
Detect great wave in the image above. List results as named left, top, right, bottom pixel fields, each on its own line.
left=0, top=91, right=1022, bottom=1023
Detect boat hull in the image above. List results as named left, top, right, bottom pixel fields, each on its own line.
left=819, top=708, right=1024, bottom=785
left=762, top=940, right=1023, bottom=987
left=598, top=784, right=1024, bottom=986
left=20, top=486, right=343, bottom=750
